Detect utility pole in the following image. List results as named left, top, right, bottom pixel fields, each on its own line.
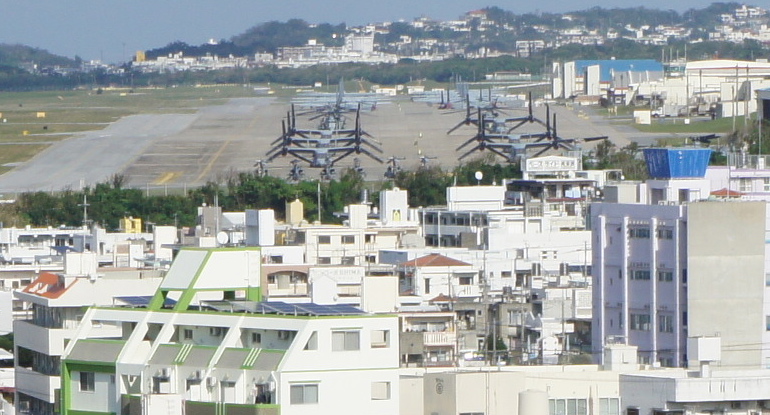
left=78, top=193, right=90, bottom=228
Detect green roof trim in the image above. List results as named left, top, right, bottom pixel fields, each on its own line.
left=92, top=305, right=394, bottom=319
left=174, top=250, right=213, bottom=311
left=67, top=410, right=116, bottom=415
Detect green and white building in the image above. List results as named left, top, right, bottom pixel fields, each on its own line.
left=59, top=247, right=399, bottom=415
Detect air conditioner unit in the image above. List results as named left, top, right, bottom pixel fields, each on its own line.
left=207, top=376, right=218, bottom=388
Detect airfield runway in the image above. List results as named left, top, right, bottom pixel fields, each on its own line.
left=0, top=95, right=666, bottom=194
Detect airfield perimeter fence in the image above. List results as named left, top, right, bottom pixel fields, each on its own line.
left=0, top=183, right=196, bottom=201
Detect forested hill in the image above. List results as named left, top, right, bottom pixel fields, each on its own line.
left=145, top=19, right=347, bottom=59
left=0, top=43, right=78, bottom=69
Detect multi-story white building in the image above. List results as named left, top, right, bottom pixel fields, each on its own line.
left=592, top=148, right=770, bottom=370
left=14, top=252, right=165, bottom=415
left=57, top=247, right=399, bottom=415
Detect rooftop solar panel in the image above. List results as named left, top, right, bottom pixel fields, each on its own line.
left=199, top=300, right=366, bottom=316
left=115, top=296, right=176, bottom=308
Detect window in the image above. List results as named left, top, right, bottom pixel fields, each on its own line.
left=277, top=330, right=292, bottom=340
left=459, top=276, right=473, bottom=285
left=183, top=329, right=193, bottom=340
left=764, top=177, right=770, bottom=191
left=341, top=256, right=355, bottom=265
left=599, top=398, right=620, bottom=415
left=290, top=384, right=318, bottom=404
left=317, top=257, right=331, bottom=265
left=304, top=331, right=317, bottom=350
left=365, top=234, right=374, bottom=243
left=209, top=327, right=225, bottom=337
left=740, top=178, right=752, bottom=192
left=631, top=270, right=650, bottom=280
left=659, top=315, right=674, bottom=333
left=682, top=269, right=687, bottom=284
left=424, top=278, right=430, bottom=294
left=366, top=255, right=376, bottom=264
left=341, top=235, right=355, bottom=244
left=269, top=255, right=283, bottom=264
left=79, top=371, right=95, bottom=392
left=252, top=332, right=262, bottom=344
left=630, top=314, right=650, bottom=331
left=657, top=271, right=673, bottom=282
left=766, top=316, right=770, bottom=331
left=371, top=330, right=390, bottom=348
left=656, top=228, right=673, bottom=239
left=371, top=381, right=391, bottom=400
left=549, top=398, right=588, bottom=415
left=501, top=271, right=512, bottom=278
left=332, top=330, right=360, bottom=351
left=629, top=227, right=650, bottom=238
left=318, top=235, right=331, bottom=244
left=682, top=311, right=688, bottom=327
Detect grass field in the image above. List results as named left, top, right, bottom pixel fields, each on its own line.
left=0, top=85, right=262, bottom=172
left=632, top=116, right=745, bottom=134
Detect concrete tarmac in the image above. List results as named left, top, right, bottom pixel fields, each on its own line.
left=0, top=95, right=669, bottom=194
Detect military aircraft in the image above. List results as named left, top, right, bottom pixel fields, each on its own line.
left=287, top=160, right=304, bottom=182
left=292, top=78, right=382, bottom=117
left=254, top=160, right=269, bottom=177
left=526, top=112, right=609, bottom=157
left=456, top=107, right=609, bottom=161
left=384, top=156, right=405, bottom=179
left=266, top=101, right=383, bottom=179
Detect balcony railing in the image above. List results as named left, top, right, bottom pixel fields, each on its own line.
left=423, top=331, right=457, bottom=346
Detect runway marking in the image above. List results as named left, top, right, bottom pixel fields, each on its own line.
left=154, top=172, right=181, bottom=185
left=194, top=115, right=259, bottom=183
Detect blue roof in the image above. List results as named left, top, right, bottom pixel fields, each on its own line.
left=643, top=148, right=712, bottom=179
left=574, top=60, right=663, bottom=82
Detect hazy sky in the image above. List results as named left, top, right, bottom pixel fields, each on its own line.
left=0, top=1, right=759, bottom=63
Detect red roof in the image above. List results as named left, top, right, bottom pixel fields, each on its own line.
left=22, top=272, right=74, bottom=299
left=429, top=294, right=453, bottom=303
left=711, top=188, right=743, bottom=197
left=399, top=254, right=471, bottom=268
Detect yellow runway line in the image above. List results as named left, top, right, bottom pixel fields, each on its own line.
left=153, top=172, right=180, bottom=185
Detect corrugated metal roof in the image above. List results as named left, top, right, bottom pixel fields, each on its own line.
left=574, top=59, right=663, bottom=82
left=643, top=148, right=712, bottom=179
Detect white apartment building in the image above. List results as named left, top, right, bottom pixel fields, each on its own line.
left=58, top=247, right=399, bottom=415
left=14, top=252, right=164, bottom=415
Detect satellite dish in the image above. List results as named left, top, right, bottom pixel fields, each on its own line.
left=474, top=171, right=483, bottom=181
left=216, top=231, right=229, bottom=245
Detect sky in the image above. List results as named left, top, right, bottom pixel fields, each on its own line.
left=0, top=0, right=758, bottom=64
